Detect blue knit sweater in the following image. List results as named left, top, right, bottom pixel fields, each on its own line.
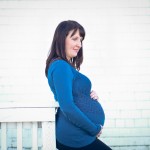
left=47, top=60, right=105, bottom=148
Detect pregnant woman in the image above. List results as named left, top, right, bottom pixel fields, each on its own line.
left=45, top=20, right=112, bottom=150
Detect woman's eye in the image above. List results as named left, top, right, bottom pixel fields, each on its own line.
left=72, top=38, right=77, bottom=41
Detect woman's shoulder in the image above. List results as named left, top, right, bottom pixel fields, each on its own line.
left=48, top=59, right=75, bottom=79
left=48, top=59, right=72, bottom=74
left=50, top=59, right=70, bottom=68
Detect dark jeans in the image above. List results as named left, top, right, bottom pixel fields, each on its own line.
left=56, top=138, right=112, bottom=150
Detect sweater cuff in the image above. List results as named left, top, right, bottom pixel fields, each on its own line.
left=91, top=124, right=101, bottom=136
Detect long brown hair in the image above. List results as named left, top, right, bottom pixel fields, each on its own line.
left=45, top=20, right=85, bottom=77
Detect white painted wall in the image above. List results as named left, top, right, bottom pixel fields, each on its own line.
left=0, top=0, right=150, bottom=149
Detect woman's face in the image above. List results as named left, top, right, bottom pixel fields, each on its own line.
left=65, top=29, right=82, bottom=60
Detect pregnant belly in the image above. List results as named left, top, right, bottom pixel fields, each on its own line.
left=74, top=96, right=105, bottom=126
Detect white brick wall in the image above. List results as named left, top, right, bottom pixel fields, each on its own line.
left=0, top=0, right=150, bottom=149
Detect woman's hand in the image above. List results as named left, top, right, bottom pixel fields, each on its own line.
left=97, top=125, right=103, bottom=138
left=90, top=90, right=99, bottom=101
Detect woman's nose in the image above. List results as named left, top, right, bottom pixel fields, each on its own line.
left=76, top=40, right=82, bottom=48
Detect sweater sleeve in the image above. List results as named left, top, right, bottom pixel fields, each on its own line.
left=51, top=61, right=101, bottom=136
